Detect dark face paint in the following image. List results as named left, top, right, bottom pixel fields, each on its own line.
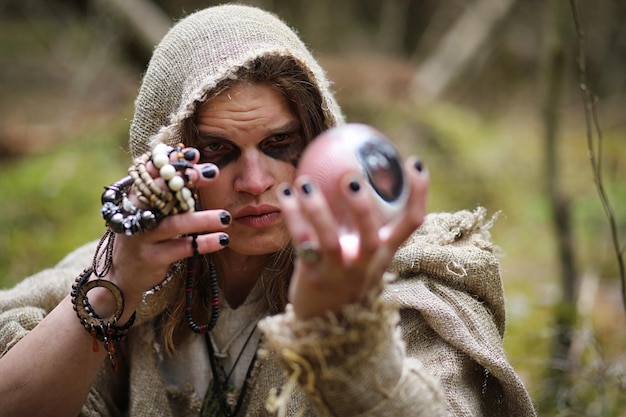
left=259, top=132, right=306, bottom=167
left=197, top=131, right=307, bottom=168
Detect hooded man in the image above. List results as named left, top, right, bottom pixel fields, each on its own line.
left=0, top=5, right=535, bottom=417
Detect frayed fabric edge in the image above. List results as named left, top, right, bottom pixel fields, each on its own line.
left=258, top=291, right=404, bottom=416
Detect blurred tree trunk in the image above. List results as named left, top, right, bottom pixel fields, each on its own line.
left=410, top=0, right=516, bottom=104
left=376, top=0, right=410, bottom=54
left=101, top=0, right=170, bottom=56
left=539, top=0, right=578, bottom=413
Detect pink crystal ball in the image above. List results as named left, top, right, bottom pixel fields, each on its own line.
left=296, top=123, right=408, bottom=229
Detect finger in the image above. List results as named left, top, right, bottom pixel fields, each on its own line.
left=276, top=183, right=317, bottom=244
left=146, top=160, right=219, bottom=187
left=338, top=173, right=380, bottom=260
left=149, top=231, right=230, bottom=262
left=152, top=143, right=200, bottom=165
left=293, top=177, right=342, bottom=262
left=146, top=144, right=218, bottom=187
left=336, top=173, right=392, bottom=296
left=128, top=149, right=219, bottom=212
left=149, top=209, right=232, bottom=242
left=148, top=145, right=199, bottom=175
left=382, top=157, right=429, bottom=248
left=185, top=163, right=219, bottom=187
left=194, top=232, right=230, bottom=255
left=175, top=146, right=200, bottom=164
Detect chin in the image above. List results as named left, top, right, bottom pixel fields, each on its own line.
left=230, top=234, right=290, bottom=256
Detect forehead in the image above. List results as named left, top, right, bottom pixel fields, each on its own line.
left=198, top=81, right=289, bottom=115
left=193, top=81, right=300, bottom=143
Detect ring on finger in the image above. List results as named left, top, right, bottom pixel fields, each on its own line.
left=296, top=241, right=321, bottom=264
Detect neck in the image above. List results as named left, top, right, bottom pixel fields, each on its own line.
left=216, top=249, right=271, bottom=308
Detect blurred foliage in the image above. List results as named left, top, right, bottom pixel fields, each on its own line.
left=0, top=121, right=129, bottom=285
left=0, top=0, right=625, bottom=415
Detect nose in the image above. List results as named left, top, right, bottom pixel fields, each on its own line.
left=233, top=151, right=275, bottom=196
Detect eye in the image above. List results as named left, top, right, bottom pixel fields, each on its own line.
left=199, top=140, right=238, bottom=167
left=262, top=133, right=291, bottom=147
left=204, top=142, right=223, bottom=151
left=260, top=132, right=304, bottom=151
left=260, top=132, right=306, bottom=165
left=201, top=141, right=228, bottom=156
left=273, top=133, right=289, bottom=142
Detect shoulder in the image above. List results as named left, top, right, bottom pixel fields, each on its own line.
left=405, top=207, right=499, bottom=251
left=1, top=240, right=99, bottom=314
left=387, top=207, right=505, bottom=333
left=390, top=207, right=500, bottom=276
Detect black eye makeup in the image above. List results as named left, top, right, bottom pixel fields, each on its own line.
left=259, top=131, right=306, bottom=166
left=196, top=125, right=306, bottom=168
left=198, top=138, right=240, bottom=168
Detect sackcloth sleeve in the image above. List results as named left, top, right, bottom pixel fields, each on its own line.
left=385, top=207, right=536, bottom=416
left=0, top=240, right=130, bottom=416
left=259, top=208, right=536, bottom=417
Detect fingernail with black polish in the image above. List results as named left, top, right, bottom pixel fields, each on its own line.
left=414, top=159, right=424, bottom=173
left=183, top=148, right=197, bottom=161
left=348, top=180, right=361, bottom=193
left=219, top=211, right=231, bottom=225
left=301, top=182, right=314, bottom=195
left=219, top=234, right=230, bottom=246
left=282, top=186, right=292, bottom=197
left=202, top=165, right=217, bottom=179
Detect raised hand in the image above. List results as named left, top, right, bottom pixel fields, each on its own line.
left=101, top=145, right=231, bottom=309
left=278, top=156, right=429, bottom=320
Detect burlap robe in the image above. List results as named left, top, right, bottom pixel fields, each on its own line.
left=0, top=208, right=536, bottom=416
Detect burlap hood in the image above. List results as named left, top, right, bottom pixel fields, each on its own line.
left=129, top=4, right=344, bottom=159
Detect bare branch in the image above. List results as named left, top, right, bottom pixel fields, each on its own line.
left=569, top=0, right=626, bottom=319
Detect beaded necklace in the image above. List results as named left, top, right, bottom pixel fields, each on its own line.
left=185, top=235, right=220, bottom=334
left=201, top=324, right=260, bottom=416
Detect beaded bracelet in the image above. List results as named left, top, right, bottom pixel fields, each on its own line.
left=71, top=267, right=136, bottom=371
left=101, top=175, right=161, bottom=236
left=102, top=143, right=198, bottom=236
left=129, top=152, right=170, bottom=208
left=151, top=143, right=197, bottom=214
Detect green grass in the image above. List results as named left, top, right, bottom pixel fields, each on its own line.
left=0, top=124, right=129, bottom=287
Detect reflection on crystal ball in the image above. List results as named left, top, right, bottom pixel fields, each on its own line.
left=297, top=123, right=408, bottom=231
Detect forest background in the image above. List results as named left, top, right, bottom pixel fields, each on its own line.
left=0, top=0, right=624, bottom=415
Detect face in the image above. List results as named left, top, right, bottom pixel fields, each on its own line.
left=193, top=82, right=306, bottom=256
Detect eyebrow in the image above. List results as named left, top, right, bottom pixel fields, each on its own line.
left=196, top=119, right=302, bottom=142
left=268, top=120, right=302, bottom=137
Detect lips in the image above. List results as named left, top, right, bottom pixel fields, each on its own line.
left=233, top=204, right=281, bottom=228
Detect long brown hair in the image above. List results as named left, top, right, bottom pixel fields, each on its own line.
left=159, top=54, right=334, bottom=353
